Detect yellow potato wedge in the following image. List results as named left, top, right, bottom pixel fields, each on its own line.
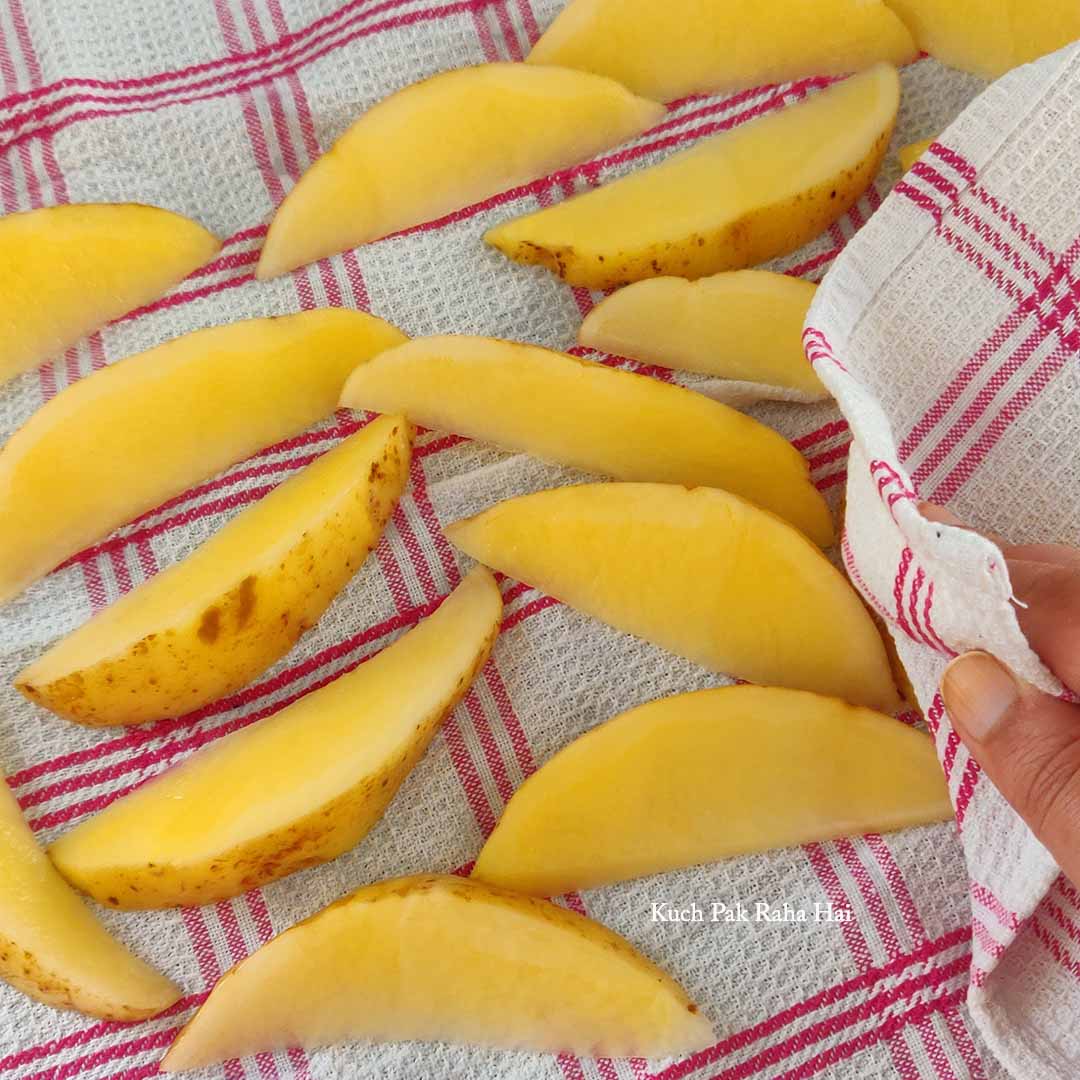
left=0, top=770, right=179, bottom=1021
left=0, top=204, right=220, bottom=387
left=485, top=64, right=900, bottom=290
left=898, top=137, right=934, bottom=173
left=257, top=63, right=664, bottom=279
left=160, top=873, right=711, bottom=1070
left=447, top=484, right=899, bottom=711
left=474, top=686, right=951, bottom=896
left=49, top=569, right=502, bottom=908
left=528, top=0, right=916, bottom=102
left=578, top=271, right=827, bottom=397
left=883, top=0, right=1080, bottom=79
left=17, top=416, right=412, bottom=728
left=341, top=334, right=832, bottom=545
left=0, top=310, right=406, bottom=605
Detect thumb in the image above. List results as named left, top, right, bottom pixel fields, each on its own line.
left=942, top=650, right=1080, bottom=887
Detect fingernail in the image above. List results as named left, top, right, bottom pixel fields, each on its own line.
left=941, top=651, right=1019, bottom=740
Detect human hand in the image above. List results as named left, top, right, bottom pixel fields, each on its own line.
left=924, top=503, right=1080, bottom=886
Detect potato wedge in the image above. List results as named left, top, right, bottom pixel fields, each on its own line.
left=257, top=63, right=664, bottom=279
left=0, top=310, right=406, bottom=604
left=160, top=873, right=710, bottom=1070
left=898, top=137, right=934, bottom=173
left=49, top=569, right=502, bottom=908
left=0, top=204, right=220, bottom=387
left=0, top=770, right=179, bottom=1021
left=17, top=416, right=412, bottom=727
left=486, top=64, right=900, bottom=290
left=447, top=484, right=899, bottom=711
left=528, top=0, right=915, bottom=101
left=341, top=334, right=832, bottom=545
left=578, top=271, right=827, bottom=397
left=883, top=0, right=1080, bottom=79
left=474, top=686, right=951, bottom=896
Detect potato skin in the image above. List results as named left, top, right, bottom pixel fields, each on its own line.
left=16, top=423, right=411, bottom=727
left=161, top=874, right=711, bottom=1071
left=0, top=933, right=178, bottom=1021
left=0, top=311, right=407, bottom=606
left=486, top=126, right=892, bottom=291
left=51, top=626, right=498, bottom=910
left=0, top=773, right=181, bottom=1021
left=256, top=64, right=664, bottom=279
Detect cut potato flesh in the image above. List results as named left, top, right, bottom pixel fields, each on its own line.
left=17, top=416, right=412, bottom=727
left=486, top=65, right=900, bottom=291
left=898, top=137, right=934, bottom=173
left=49, top=570, right=502, bottom=908
left=0, top=310, right=406, bottom=604
left=160, top=873, right=711, bottom=1070
left=0, top=204, right=220, bottom=387
left=256, top=63, right=664, bottom=279
left=447, top=483, right=899, bottom=711
left=341, top=334, right=832, bottom=545
left=528, top=0, right=916, bottom=101
left=474, top=686, right=951, bottom=896
left=883, top=0, right=1080, bottom=79
left=0, top=771, right=179, bottom=1021
left=578, top=271, right=826, bottom=397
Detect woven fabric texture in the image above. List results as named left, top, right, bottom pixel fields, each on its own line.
left=0, top=1, right=1064, bottom=1078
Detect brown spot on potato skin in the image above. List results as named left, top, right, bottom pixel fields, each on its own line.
left=0, top=938, right=81, bottom=1014
left=233, top=575, right=257, bottom=629
left=197, top=606, right=221, bottom=645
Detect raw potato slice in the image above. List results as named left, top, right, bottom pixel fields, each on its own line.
left=160, top=874, right=711, bottom=1070
left=528, top=0, right=916, bottom=102
left=0, top=310, right=406, bottom=605
left=883, top=0, right=1080, bottom=79
left=0, top=771, right=179, bottom=1021
left=447, top=484, right=899, bottom=711
left=578, top=271, right=826, bottom=397
left=341, top=334, right=832, bottom=545
left=486, top=65, right=900, bottom=291
left=0, top=204, right=220, bottom=387
left=898, top=137, right=934, bottom=173
left=473, top=686, right=951, bottom=896
left=256, top=63, right=664, bottom=279
left=49, top=569, right=502, bottom=908
left=17, top=416, right=412, bottom=728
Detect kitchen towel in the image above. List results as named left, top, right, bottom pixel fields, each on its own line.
left=807, top=39, right=1080, bottom=1080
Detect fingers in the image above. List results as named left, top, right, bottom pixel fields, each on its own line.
left=1003, top=559, right=1080, bottom=694
left=1004, top=546, right=1080, bottom=572
left=942, top=651, right=1080, bottom=888
left=925, top=502, right=1080, bottom=883
left=918, top=500, right=1080, bottom=695
left=917, top=500, right=1010, bottom=548
left=917, top=501, right=1080, bottom=568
